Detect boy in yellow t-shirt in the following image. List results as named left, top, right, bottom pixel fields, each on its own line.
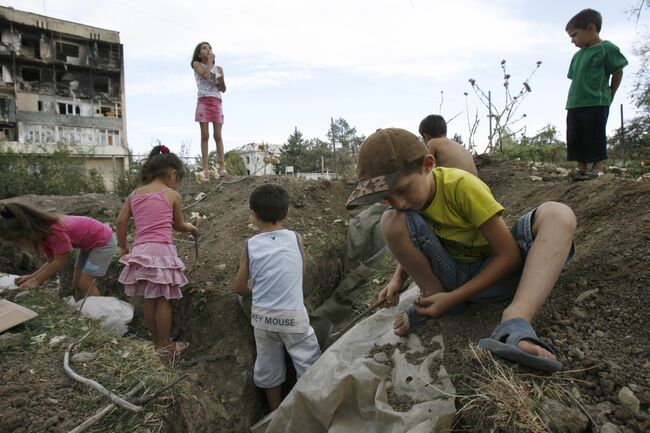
left=346, top=128, right=576, bottom=373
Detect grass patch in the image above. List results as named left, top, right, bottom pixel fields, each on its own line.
left=452, top=344, right=591, bottom=433
left=0, top=285, right=184, bottom=433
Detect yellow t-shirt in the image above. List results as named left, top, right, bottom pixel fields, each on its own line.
left=420, top=167, right=504, bottom=262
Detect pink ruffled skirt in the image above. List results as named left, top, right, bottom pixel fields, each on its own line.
left=118, top=243, right=187, bottom=299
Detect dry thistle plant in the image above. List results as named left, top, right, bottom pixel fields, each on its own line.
left=450, top=344, right=591, bottom=433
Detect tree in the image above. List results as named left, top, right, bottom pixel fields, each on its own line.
left=279, top=127, right=307, bottom=173
left=224, top=150, right=246, bottom=176
left=496, top=124, right=566, bottom=162
left=327, top=117, right=365, bottom=174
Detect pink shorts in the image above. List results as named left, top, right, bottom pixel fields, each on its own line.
left=195, top=96, right=224, bottom=123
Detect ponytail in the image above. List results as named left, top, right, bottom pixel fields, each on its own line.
left=139, top=145, right=186, bottom=185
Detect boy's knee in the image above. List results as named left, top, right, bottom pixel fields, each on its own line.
left=536, top=202, right=577, bottom=234
left=380, top=209, right=408, bottom=242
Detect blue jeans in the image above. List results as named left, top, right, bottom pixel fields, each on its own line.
left=404, top=209, right=575, bottom=304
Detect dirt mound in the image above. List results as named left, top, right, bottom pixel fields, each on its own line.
left=1, top=162, right=649, bottom=432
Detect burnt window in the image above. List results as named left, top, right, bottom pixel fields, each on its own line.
left=38, top=101, right=43, bottom=111
left=94, top=77, right=109, bottom=93
left=56, top=42, right=80, bottom=61
left=21, top=67, right=41, bottom=81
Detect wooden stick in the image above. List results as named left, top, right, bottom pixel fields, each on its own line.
left=63, top=344, right=143, bottom=412
left=68, top=382, right=145, bottom=433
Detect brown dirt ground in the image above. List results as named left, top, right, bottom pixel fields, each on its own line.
left=1, top=160, right=649, bottom=433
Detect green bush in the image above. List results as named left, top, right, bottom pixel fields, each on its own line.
left=0, top=142, right=107, bottom=199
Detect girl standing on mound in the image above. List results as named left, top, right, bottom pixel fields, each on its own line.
left=191, top=41, right=227, bottom=183
left=0, top=203, right=116, bottom=301
left=117, top=145, right=198, bottom=361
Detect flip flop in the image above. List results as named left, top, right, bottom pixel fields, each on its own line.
left=159, top=341, right=189, bottom=361
left=477, top=318, right=562, bottom=373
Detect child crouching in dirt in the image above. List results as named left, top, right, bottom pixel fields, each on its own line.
left=0, top=203, right=116, bottom=300
left=234, top=183, right=321, bottom=410
left=346, top=128, right=576, bottom=373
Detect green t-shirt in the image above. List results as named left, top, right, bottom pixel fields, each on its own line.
left=566, top=40, right=628, bottom=109
left=420, top=167, right=504, bottom=262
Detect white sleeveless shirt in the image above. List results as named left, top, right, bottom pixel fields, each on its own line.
left=247, top=229, right=309, bottom=333
left=194, top=63, right=222, bottom=99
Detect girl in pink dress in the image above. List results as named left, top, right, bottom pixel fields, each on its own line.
left=117, top=145, right=198, bottom=361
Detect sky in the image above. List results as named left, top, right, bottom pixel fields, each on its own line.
left=4, top=0, right=648, bottom=158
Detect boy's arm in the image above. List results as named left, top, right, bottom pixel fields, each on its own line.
left=610, top=70, right=624, bottom=101
left=169, top=190, right=198, bottom=235
left=377, top=263, right=409, bottom=306
left=415, top=215, right=521, bottom=317
left=234, top=241, right=252, bottom=296
left=296, top=233, right=306, bottom=275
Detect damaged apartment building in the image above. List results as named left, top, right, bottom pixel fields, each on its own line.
left=0, top=6, right=128, bottom=188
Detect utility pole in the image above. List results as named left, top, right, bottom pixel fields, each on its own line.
left=330, top=117, right=336, bottom=174
left=488, top=90, right=493, bottom=151
left=620, top=104, right=625, bottom=164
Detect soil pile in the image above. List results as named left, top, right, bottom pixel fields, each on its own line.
left=1, top=161, right=649, bottom=433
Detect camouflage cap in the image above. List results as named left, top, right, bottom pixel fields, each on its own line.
left=346, top=128, right=428, bottom=209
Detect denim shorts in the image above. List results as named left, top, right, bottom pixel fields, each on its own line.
left=404, top=209, right=575, bottom=304
left=74, top=234, right=117, bottom=277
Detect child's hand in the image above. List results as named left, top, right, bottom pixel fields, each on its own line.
left=15, top=275, right=32, bottom=285
left=19, top=278, right=40, bottom=290
left=186, top=223, right=199, bottom=236
left=413, top=292, right=456, bottom=318
left=208, top=52, right=215, bottom=64
left=378, top=280, right=402, bottom=307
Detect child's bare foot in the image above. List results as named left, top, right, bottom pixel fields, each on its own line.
left=517, top=340, right=557, bottom=360
left=393, top=311, right=411, bottom=336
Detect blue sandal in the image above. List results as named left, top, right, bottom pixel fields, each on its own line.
left=477, top=318, right=562, bottom=373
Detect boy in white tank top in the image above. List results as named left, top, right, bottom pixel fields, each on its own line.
left=234, top=183, right=321, bottom=411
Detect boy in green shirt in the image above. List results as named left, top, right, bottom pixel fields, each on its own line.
left=346, top=128, right=576, bottom=372
left=565, top=8, right=628, bottom=180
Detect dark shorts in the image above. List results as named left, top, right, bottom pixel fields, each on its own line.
left=404, top=209, right=575, bottom=303
left=74, top=234, right=117, bottom=277
left=566, top=106, right=609, bottom=163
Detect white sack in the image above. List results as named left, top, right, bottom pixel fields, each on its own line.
left=66, top=296, right=133, bottom=335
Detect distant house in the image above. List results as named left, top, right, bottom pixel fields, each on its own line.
left=235, top=143, right=280, bottom=176
left=0, top=6, right=129, bottom=189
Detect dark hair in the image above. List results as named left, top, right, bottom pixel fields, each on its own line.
left=140, top=145, right=186, bottom=184
left=250, top=183, right=289, bottom=224
left=566, top=9, right=602, bottom=32
left=386, top=156, right=427, bottom=189
left=419, top=115, right=447, bottom=139
left=191, top=41, right=211, bottom=68
left=0, top=203, right=59, bottom=250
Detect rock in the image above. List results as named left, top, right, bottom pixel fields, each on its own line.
left=608, top=166, right=627, bottom=175
left=71, top=352, right=96, bottom=363
left=572, top=306, right=587, bottom=319
left=530, top=175, right=543, bottom=181
left=618, top=386, right=640, bottom=414
left=48, top=335, right=66, bottom=347
left=556, top=167, right=570, bottom=175
left=575, top=288, right=599, bottom=303
left=539, top=397, right=589, bottom=433
left=600, top=422, right=621, bottom=433
left=373, top=352, right=388, bottom=363
left=569, top=347, right=585, bottom=360
left=216, top=264, right=227, bottom=271
left=577, top=277, right=589, bottom=289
